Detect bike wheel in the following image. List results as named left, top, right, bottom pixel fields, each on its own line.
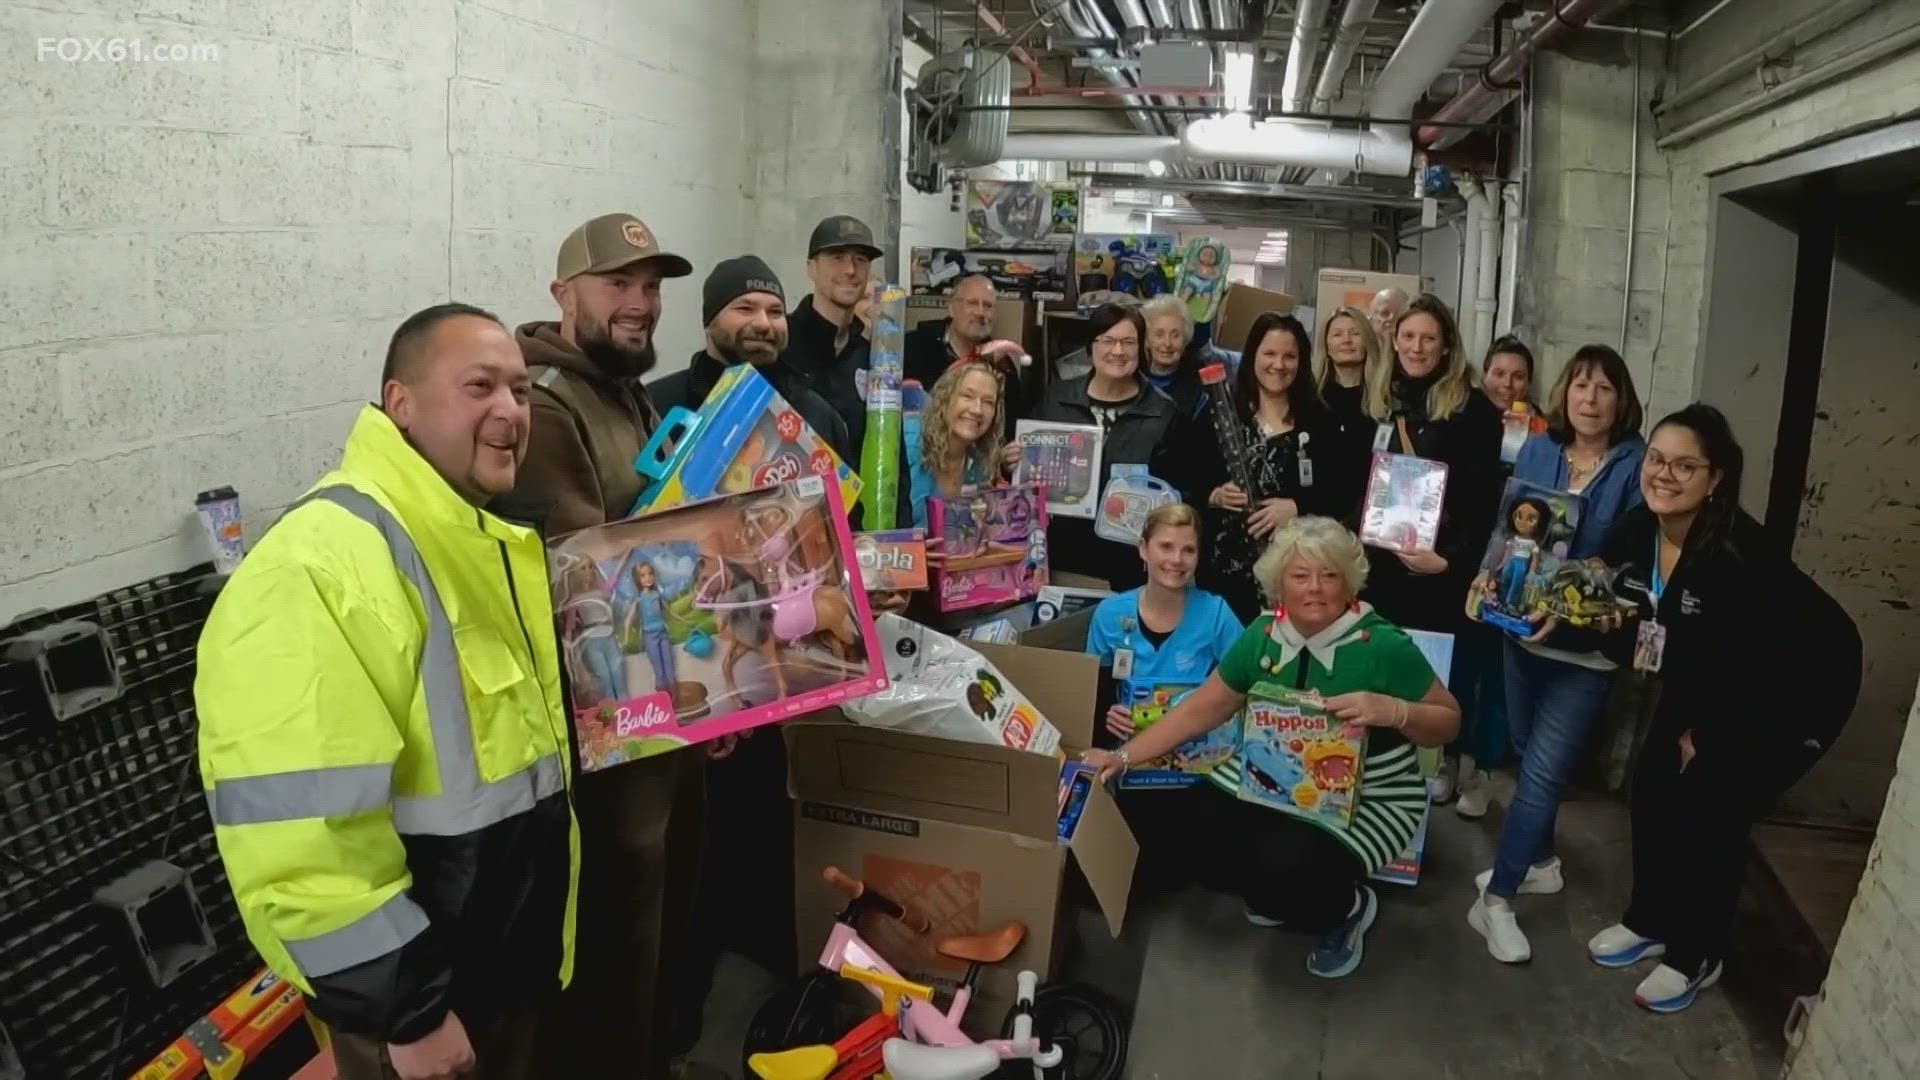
left=997, top=982, right=1128, bottom=1080
left=741, top=969, right=875, bottom=1078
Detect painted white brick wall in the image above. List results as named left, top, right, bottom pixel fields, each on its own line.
left=0, top=0, right=776, bottom=620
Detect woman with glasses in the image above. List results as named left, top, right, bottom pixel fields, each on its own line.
left=1191, top=311, right=1345, bottom=622
left=1466, top=345, right=1645, bottom=962
left=1028, top=302, right=1178, bottom=588
left=1580, top=405, right=1858, bottom=1013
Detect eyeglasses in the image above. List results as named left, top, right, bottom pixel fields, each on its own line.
left=1642, top=448, right=1705, bottom=483
left=1092, top=336, right=1138, bottom=352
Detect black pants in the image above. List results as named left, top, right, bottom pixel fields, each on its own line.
left=1193, top=783, right=1366, bottom=932
left=1622, top=727, right=1820, bottom=976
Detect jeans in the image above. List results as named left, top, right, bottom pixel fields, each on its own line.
left=1486, top=639, right=1613, bottom=898
left=642, top=628, right=677, bottom=693
left=580, top=634, right=626, bottom=703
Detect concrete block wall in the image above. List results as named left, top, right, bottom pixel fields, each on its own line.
left=1786, top=677, right=1920, bottom=1080
left=0, top=0, right=770, bottom=619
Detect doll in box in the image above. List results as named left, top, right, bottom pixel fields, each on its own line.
left=1496, top=496, right=1550, bottom=610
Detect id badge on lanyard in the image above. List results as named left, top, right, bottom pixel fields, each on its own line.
left=1636, top=537, right=1667, bottom=673
left=1112, top=616, right=1136, bottom=680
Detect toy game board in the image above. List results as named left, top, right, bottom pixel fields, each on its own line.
left=1236, top=682, right=1363, bottom=829
left=1015, top=420, right=1102, bottom=519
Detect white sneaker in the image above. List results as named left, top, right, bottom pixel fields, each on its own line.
left=1468, top=895, right=1531, bottom=963
left=1588, top=923, right=1666, bottom=968
left=1474, top=857, right=1564, bottom=896
left=1635, top=961, right=1721, bottom=1012
left=1455, top=769, right=1493, bottom=818
left=1430, top=765, right=1456, bottom=804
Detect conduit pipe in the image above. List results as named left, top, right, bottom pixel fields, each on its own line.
left=1280, top=0, right=1330, bottom=114
left=1473, top=179, right=1502, bottom=360
left=1001, top=133, right=1182, bottom=161
left=1310, top=0, right=1380, bottom=114
left=1457, top=175, right=1485, bottom=330
left=1417, top=0, right=1617, bottom=151
left=1497, top=180, right=1521, bottom=337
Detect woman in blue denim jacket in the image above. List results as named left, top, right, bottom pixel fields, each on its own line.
left=1467, top=344, right=1647, bottom=964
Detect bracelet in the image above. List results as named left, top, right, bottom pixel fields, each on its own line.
left=1395, top=700, right=1408, bottom=729
left=1115, top=748, right=1132, bottom=771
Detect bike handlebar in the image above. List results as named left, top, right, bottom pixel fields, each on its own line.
left=821, top=866, right=931, bottom=934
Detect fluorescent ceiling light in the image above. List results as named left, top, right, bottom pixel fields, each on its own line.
left=1146, top=159, right=1168, bottom=176
left=1266, top=231, right=1286, bottom=238
left=1221, top=45, right=1254, bottom=115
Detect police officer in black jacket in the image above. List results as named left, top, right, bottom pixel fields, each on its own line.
left=784, top=216, right=882, bottom=454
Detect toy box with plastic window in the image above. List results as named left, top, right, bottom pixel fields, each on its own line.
left=631, top=363, right=861, bottom=515
left=1114, top=681, right=1239, bottom=791
left=786, top=641, right=1137, bottom=1036
left=547, top=476, right=885, bottom=768
left=929, top=483, right=1049, bottom=612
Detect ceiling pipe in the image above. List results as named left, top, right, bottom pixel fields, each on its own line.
left=1183, top=0, right=1505, bottom=175
left=1059, top=0, right=1164, bottom=138
left=1180, top=0, right=1207, bottom=30
left=1416, top=0, right=1619, bottom=150
left=1309, top=0, right=1380, bottom=113
left=1280, top=0, right=1330, bottom=114
left=1002, top=133, right=1182, bottom=161
left=972, top=3, right=1044, bottom=93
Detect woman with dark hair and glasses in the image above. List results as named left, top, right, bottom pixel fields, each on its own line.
left=1465, top=345, right=1646, bottom=962
left=1576, top=404, right=1860, bottom=1013
left=1190, top=310, right=1348, bottom=621
left=1028, top=302, right=1178, bottom=588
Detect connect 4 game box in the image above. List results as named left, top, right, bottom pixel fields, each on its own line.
left=1014, top=420, right=1102, bottom=519
left=632, top=363, right=861, bottom=514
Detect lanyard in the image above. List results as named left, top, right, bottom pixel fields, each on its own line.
left=1649, top=530, right=1667, bottom=605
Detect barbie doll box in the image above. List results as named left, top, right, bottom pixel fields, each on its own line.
left=547, top=476, right=885, bottom=771
left=929, top=484, right=1051, bottom=613
left=632, top=363, right=861, bottom=516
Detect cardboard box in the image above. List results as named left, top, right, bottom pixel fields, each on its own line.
left=965, top=180, right=1080, bottom=249
left=787, top=641, right=1135, bottom=1035
left=1313, top=268, right=1421, bottom=330
left=1213, top=282, right=1298, bottom=353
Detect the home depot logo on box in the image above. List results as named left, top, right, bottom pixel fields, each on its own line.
left=862, top=854, right=981, bottom=986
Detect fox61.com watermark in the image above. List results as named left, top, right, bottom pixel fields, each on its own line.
left=37, top=37, right=219, bottom=63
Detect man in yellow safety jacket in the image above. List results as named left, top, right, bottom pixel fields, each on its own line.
left=195, top=303, right=578, bottom=1080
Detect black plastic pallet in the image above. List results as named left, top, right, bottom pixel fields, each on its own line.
left=0, top=565, right=259, bottom=1079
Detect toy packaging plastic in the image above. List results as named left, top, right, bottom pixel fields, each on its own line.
left=964, top=179, right=1079, bottom=249
left=549, top=476, right=885, bottom=770
left=853, top=529, right=928, bottom=592
left=1359, top=452, right=1449, bottom=554
left=632, top=363, right=861, bottom=516
left=1115, top=681, right=1239, bottom=790
left=1014, top=420, right=1102, bottom=519
left=1236, top=683, right=1363, bottom=829
left=910, top=246, right=1069, bottom=301
left=844, top=613, right=1063, bottom=757
left=1057, top=760, right=1098, bottom=841
left=1174, top=237, right=1230, bottom=325
left=1467, top=478, right=1584, bottom=635
left=1032, top=584, right=1111, bottom=625
left=1094, top=468, right=1180, bottom=544
left=1499, top=402, right=1540, bottom=464
left=1074, top=232, right=1175, bottom=303
left=859, top=283, right=907, bottom=528
left=929, top=483, right=1050, bottom=612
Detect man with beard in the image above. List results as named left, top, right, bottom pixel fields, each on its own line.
left=510, top=215, right=726, bottom=1080
left=784, top=215, right=882, bottom=452
left=649, top=255, right=851, bottom=462
left=904, top=273, right=1024, bottom=440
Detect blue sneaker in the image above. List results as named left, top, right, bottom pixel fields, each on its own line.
left=1635, top=961, right=1722, bottom=1013
left=1587, top=923, right=1666, bottom=968
left=1307, top=886, right=1378, bottom=979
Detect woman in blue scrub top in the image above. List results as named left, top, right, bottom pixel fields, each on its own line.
left=1084, top=502, right=1244, bottom=890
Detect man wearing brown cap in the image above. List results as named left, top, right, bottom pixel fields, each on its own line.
left=509, top=213, right=722, bottom=1080
left=783, top=215, right=882, bottom=453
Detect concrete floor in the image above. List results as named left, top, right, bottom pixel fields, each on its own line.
left=693, top=781, right=1786, bottom=1079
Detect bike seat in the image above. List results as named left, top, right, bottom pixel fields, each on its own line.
left=881, top=1040, right=1002, bottom=1080
left=935, top=920, right=1026, bottom=964
left=747, top=1044, right=838, bottom=1080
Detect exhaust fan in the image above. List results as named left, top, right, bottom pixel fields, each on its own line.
left=907, top=47, right=1010, bottom=194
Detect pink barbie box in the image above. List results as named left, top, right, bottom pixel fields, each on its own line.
left=929, top=483, right=1050, bottom=612
left=546, top=475, right=887, bottom=770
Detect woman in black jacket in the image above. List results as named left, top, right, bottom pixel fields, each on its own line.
left=1585, top=404, right=1860, bottom=1014
left=1191, top=311, right=1347, bottom=621
left=1357, top=293, right=1503, bottom=633
left=1026, top=302, right=1178, bottom=589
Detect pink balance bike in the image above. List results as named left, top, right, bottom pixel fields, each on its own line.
left=742, top=867, right=1127, bottom=1080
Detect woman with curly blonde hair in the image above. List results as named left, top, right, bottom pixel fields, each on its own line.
left=903, top=359, right=1023, bottom=528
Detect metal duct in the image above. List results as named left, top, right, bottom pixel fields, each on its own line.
left=1416, top=0, right=1617, bottom=150
left=1059, top=0, right=1164, bottom=138
left=1281, top=0, right=1330, bottom=114
left=1310, top=0, right=1379, bottom=113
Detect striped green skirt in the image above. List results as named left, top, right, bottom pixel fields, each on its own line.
left=1209, top=740, right=1426, bottom=872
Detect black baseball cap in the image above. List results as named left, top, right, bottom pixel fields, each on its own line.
left=807, top=215, right=883, bottom=260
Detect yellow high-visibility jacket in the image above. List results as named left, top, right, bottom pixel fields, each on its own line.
left=195, top=405, right=579, bottom=1043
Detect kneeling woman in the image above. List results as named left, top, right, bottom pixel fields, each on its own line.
left=1085, top=517, right=1459, bottom=978
left=1083, top=503, right=1244, bottom=885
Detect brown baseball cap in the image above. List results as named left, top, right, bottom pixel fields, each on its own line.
left=807, top=215, right=884, bottom=260
left=555, top=213, right=693, bottom=281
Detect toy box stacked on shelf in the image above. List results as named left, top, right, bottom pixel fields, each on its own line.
left=1073, top=232, right=1175, bottom=304
left=1236, top=683, right=1364, bottom=828
left=1115, top=681, right=1239, bottom=790
left=1014, top=420, right=1102, bottom=519
left=928, top=483, right=1049, bottom=613
left=910, top=247, right=1070, bottom=301
left=632, top=363, right=861, bottom=515
left=549, top=476, right=885, bottom=769
left=965, top=180, right=1079, bottom=249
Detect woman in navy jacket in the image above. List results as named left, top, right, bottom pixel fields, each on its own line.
left=1467, top=345, right=1647, bottom=966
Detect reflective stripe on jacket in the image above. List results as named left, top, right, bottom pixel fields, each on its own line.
left=195, top=405, right=579, bottom=1043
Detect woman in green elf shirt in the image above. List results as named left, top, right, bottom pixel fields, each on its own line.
left=1083, top=515, right=1459, bottom=979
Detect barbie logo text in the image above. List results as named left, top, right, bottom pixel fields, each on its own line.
left=613, top=694, right=676, bottom=738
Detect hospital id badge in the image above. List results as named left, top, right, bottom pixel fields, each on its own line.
left=1372, top=423, right=1393, bottom=452
left=1634, top=620, right=1666, bottom=673
left=1112, top=647, right=1135, bottom=680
